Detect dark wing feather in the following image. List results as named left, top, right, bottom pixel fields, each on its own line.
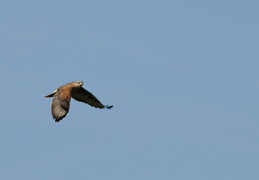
left=71, top=87, right=112, bottom=109
left=51, top=88, right=72, bottom=122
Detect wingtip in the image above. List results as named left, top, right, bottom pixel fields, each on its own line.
left=53, top=115, right=64, bottom=122
left=54, top=118, right=62, bottom=122
left=45, top=91, right=56, bottom=98
left=105, top=105, right=113, bottom=109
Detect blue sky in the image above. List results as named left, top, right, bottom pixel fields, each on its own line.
left=1, top=1, right=259, bottom=179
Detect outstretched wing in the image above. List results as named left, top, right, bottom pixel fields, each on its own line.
left=51, top=88, right=73, bottom=122
left=71, top=87, right=113, bottom=109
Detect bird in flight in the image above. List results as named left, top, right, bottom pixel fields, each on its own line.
left=45, top=81, right=113, bottom=122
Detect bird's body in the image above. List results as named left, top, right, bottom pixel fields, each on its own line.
left=45, top=81, right=113, bottom=122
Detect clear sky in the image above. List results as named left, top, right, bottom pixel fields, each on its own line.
left=0, top=1, right=258, bottom=179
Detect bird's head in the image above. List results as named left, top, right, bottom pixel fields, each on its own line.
left=74, top=81, right=83, bottom=87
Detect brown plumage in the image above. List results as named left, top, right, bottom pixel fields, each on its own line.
left=45, top=81, right=113, bottom=122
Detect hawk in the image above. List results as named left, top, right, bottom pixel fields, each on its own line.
left=45, top=81, right=113, bottom=122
